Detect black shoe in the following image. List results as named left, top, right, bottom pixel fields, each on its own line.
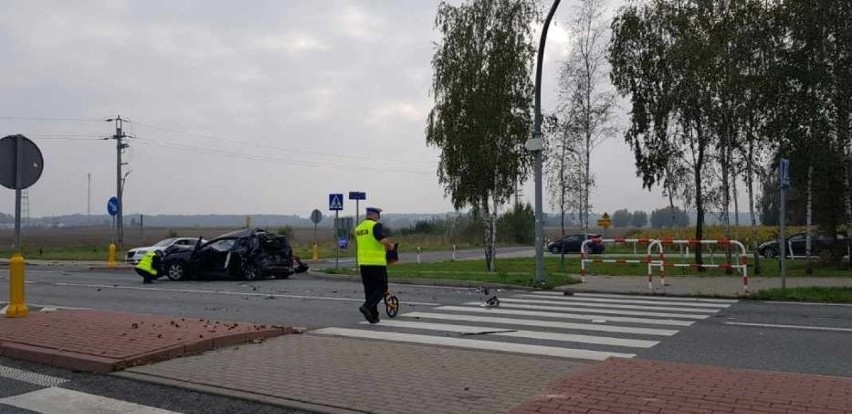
left=359, top=305, right=379, bottom=324
left=143, top=279, right=154, bottom=284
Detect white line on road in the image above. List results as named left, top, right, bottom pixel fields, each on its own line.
left=531, top=291, right=739, bottom=303
left=0, top=365, right=69, bottom=387
left=500, top=298, right=723, bottom=314
left=726, top=322, right=852, bottom=333
left=463, top=301, right=709, bottom=320
left=356, top=320, right=660, bottom=348
left=312, top=327, right=636, bottom=360
left=43, top=282, right=442, bottom=306
left=0, top=387, right=180, bottom=414
left=516, top=294, right=732, bottom=308
left=436, top=306, right=694, bottom=326
left=402, top=312, right=679, bottom=336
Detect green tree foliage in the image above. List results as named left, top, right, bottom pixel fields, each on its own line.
left=631, top=210, right=648, bottom=228
left=426, top=0, right=538, bottom=270
left=556, top=0, right=615, bottom=232
left=650, top=207, right=690, bottom=229
left=611, top=209, right=631, bottom=228
left=497, top=203, right=535, bottom=244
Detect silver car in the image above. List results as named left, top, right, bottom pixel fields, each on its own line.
left=125, top=237, right=202, bottom=264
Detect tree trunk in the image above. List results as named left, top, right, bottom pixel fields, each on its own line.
left=806, top=165, right=813, bottom=274
left=694, top=120, right=706, bottom=270
left=722, top=120, right=733, bottom=274
left=482, top=197, right=494, bottom=272
left=747, top=130, right=760, bottom=275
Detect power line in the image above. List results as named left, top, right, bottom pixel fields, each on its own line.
left=135, top=137, right=435, bottom=175
left=0, top=116, right=105, bottom=122
left=129, top=119, right=436, bottom=166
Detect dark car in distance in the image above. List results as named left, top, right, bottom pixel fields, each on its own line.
left=758, top=232, right=847, bottom=258
left=547, top=233, right=604, bottom=254
left=161, top=228, right=294, bottom=281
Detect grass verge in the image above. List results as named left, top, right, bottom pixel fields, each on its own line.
left=750, top=287, right=852, bottom=303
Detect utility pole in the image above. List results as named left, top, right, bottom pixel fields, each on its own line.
left=87, top=173, right=91, bottom=224
left=528, top=0, right=562, bottom=285
left=106, top=116, right=129, bottom=247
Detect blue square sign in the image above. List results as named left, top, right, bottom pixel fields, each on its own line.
left=328, top=193, right=344, bottom=211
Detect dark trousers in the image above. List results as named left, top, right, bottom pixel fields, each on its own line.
left=360, top=265, right=388, bottom=314
left=135, top=268, right=155, bottom=282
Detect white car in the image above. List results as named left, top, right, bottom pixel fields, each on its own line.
left=125, top=237, right=202, bottom=264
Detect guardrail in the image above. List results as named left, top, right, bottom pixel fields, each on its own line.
left=580, top=238, right=749, bottom=293
left=648, top=239, right=749, bottom=292
left=580, top=238, right=663, bottom=286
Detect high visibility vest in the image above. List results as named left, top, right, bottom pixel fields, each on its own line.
left=355, top=220, right=386, bottom=266
left=136, top=250, right=158, bottom=276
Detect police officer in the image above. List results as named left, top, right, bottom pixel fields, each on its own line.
left=135, top=250, right=163, bottom=284
left=354, top=206, right=395, bottom=323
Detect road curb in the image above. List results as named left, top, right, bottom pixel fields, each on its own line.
left=114, top=370, right=367, bottom=414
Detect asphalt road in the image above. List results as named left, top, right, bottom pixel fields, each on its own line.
left=1, top=267, right=850, bottom=413
left=0, top=356, right=310, bottom=414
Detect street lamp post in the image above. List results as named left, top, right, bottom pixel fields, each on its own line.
left=529, top=0, right=562, bottom=285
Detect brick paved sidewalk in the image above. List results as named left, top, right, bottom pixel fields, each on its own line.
left=511, top=358, right=852, bottom=414
left=0, top=309, right=298, bottom=373
left=124, top=334, right=587, bottom=414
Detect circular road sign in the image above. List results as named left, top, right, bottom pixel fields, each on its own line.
left=310, top=209, right=323, bottom=224
left=0, top=134, right=44, bottom=190
left=107, top=196, right=120, bottom=216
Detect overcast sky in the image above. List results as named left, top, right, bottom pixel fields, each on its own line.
left=0, top=0, right=680, bottom=219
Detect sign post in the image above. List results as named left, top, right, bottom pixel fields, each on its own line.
left=779, top=158, right=790, bottom=289
left=107, top=196, right=119, bottom=268
left=0, top=134, right=44, bottom=318
left=310, top=209, right=323, bottom=260
left=596, top=212, right=612, bottom=237
left=348, top=191, right=366, bottom=268
left=329, top=194, right=344, bottom=269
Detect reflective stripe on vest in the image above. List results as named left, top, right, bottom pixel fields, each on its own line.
left=355, top=220, right=386, bottom=266
left=136, top=251, right=158, bottom=276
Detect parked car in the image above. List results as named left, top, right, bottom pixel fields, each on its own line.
left=758, top=232, right=847, bottom=258
left=547, top=233, right=604, bottom=254
left=161, top=228, right=294, bottom=281
left=125, top=237, right=202, bottom=264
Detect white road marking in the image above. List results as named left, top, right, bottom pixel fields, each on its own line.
left=500, top=297, right=723, bottom=314
left=516, top=294, right=731, bottom=308
left=532, top=291, right=739, bottom=304
left=466, top=301, right=709, bottom=320
left=0, top=365, right=69, bottom=387
left=44, top=282, right=440, bottom=306
left=312, top=327, right=636, bottom=361
left=436, top=306, right=694, bottom=327
left=402, top=312, right=678, bottom=336
left=726, top=322, right=852, bottom=333
left=357, top=320, right=660, bottom=348
left=0, top=387, right=180, bottom=414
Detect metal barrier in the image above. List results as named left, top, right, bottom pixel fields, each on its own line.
left=580, top=238, right=663, bottom=284
left=647, top=239, right=749, bottom=292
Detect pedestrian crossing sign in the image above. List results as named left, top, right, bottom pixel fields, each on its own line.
left=328, top=193, right=344, bottom=211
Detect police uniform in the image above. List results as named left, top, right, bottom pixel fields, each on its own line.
left=354, top=207, right=390, bottom=323
left=135, top=250, right=161, bottom=284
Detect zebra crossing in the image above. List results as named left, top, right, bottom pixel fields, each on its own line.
left=313, top=291, right=737, bottom=361
left=0, top=363, right=180, bottom=414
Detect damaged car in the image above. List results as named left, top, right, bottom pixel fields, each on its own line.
left=161, top=228, right=296, bottom=281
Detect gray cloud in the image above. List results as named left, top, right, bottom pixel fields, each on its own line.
left=0, top=0, right=676, bottom=221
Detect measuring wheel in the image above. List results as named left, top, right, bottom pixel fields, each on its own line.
left=385, top=295, right=400, bottom=317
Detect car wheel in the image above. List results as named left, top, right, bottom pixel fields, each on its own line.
left=166, top=262, right=186, bottom=281
left=762, top=246, right=778, bottom=259
left=274, top=272, right=291, bottom=280
left=549, top=246, right=561, bottom=254
left=243, top=262, right=262, bottom=280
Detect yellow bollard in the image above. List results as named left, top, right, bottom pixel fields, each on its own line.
left=108, top=243, right=116, bottom=268
left=312, top=242, right=319, bottom=261
left=6, top=253, right=29, bottom=318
